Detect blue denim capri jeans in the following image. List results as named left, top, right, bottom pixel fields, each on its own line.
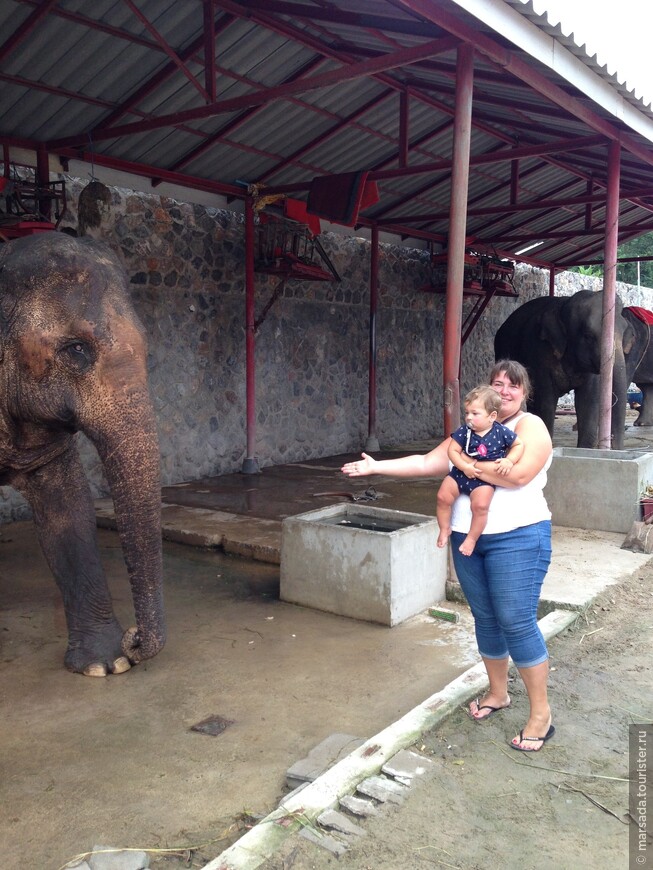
left=451, top=521, right=552, bottom=669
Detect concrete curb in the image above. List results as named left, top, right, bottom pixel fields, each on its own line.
left=204, top=609, right=579, bottom=870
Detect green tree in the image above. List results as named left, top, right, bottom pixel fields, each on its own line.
left=616, top=232, right=653, bottom=286
left=568, top=232, right=653, bottom=287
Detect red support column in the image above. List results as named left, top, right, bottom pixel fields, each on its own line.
left=36, top=143, right=51, bottom=220
left=366, top=225, right=380, bottom=452
left=242, top=196, right=260, bottom=473
left=443, top=43, right=474, bottom=435
left=598, top=141, right=620, bottom=450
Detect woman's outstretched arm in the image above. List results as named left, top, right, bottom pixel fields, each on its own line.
left=341, top=438, right=451, bottom=479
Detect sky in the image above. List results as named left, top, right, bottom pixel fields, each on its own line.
left=529, top=0, right=653, bottom=106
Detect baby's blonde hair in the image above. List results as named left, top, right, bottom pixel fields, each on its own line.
left=464, top=384, right=501, bottom=415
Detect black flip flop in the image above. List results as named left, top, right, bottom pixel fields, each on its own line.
left=510, top=724, right=555, bottom=752
left=468, top=697, right=511, bottom=721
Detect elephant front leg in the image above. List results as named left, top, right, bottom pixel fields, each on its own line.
left=15, top=449, right=131, bottom=676
left=574, top=376, right=600, bottom=448
left=634, top=385, right=653, bottom=426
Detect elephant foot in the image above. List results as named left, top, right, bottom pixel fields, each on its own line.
left=64, top=617, right=133, bottom=676
left=83, top=657, right=132, bottom=677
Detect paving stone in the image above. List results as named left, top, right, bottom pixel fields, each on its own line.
left=339, top=794, right=378, bottom=817
left=282, top=780, right=310, bottom=802
left=382, top=748, right=436, bottom=785
left=286, top=733, right=364, bottom=788
left=299, top=826, right=348, bottom=856
left=356, top=774, right=407, bottom=804
left=88, top=845, right=150, bottom=870
left=317, top=809, right=366, bottom=837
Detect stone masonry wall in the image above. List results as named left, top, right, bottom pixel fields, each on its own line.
left=2, top=176, right=653, bottom=522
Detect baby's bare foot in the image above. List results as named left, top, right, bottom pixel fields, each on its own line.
left=459, top=535, right=476, bottom=556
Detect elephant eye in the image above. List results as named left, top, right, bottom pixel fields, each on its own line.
left=59, top=340, right=94, bottom=372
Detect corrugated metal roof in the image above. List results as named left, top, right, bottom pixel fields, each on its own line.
left=510, top=0, right=653, bottom=109
left=1, top=0, right=653, bottom=268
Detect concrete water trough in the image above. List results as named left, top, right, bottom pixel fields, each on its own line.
left=545, top=447, right=653, bottom=533
left=280, top=503, right=447, bottom=626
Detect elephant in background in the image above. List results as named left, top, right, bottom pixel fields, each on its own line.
left=623, top=307, right=653, bottom=427
left=494, top=290, right=634, bottom=449
left=0, top=232, right=165, bottom=676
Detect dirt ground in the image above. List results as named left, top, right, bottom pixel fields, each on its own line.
left=262, top=570, right=653, bottom=870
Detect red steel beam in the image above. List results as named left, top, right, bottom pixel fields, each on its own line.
left=48, top=36, right=460, bottom=148
left=17, top=0, right=167, bottom=50
left=568, top=255, right=653, bottom=267
left=121, top=0, right=210, bottom=102
left=93, top=20, right=234, bottom=131
left=264, top=134, right=606, bottom=195
left=534, top=202, right=642, bottom=264
left=162, top=55, right=326, bottom=179
left=472, top=222, right=653, bottom=244
left=386, top=184, right=653, bottom=222
left=54, top=148, right=243, bottom=198
left=0, top=0, right=60, bottom=64
left=255, top=91, right=392, bottom=185
left=234, top=1, right=444, bottom=38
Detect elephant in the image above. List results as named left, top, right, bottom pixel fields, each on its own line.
left=0, top=231, right=165, bottom=676
left=494, top=290, right=634, bottom=449
left=623, top=307, right=653, bottom=427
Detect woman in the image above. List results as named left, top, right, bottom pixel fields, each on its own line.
left=341, top=360, right=554, bottom=752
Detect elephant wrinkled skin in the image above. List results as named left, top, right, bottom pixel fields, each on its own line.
left=0, top=232, right=165, bottom=676
left=494, top=290, right=634, bottom=449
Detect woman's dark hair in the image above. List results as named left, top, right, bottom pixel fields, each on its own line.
left=489, top=359, right=532, bottom=404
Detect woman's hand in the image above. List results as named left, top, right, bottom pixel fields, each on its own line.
left=340, top=439, right=452, bottom=480
left=341, top=452, right=376, bottom=477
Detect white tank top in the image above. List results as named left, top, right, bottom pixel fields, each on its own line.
left=449, top=412, right=552, bottom=535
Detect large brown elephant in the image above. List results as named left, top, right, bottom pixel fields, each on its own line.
left=494, top=290, right=634, bottom=448
left=0, top=232, right=165, bottom=676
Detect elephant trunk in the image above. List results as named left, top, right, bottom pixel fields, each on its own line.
left=87, top=392, right=166, bottom=663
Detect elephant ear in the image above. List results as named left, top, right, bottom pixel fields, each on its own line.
left=539, top=306, right=566, bottom=359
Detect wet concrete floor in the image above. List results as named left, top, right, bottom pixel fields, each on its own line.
left=2, top=411, right=653, bottom=869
